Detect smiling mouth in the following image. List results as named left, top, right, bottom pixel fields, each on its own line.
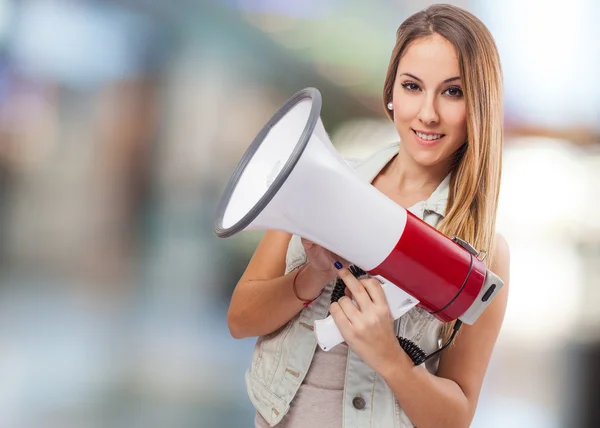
left=412, top=129, right=445, bottom=141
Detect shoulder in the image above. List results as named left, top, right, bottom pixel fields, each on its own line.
left=494, top=233, right=509, bottom=256
left=342, top=141, right=400, bottom=170
left=491, top=233, right=510, bottom=284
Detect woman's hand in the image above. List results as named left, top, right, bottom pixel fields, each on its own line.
left=296, top=239, right=349, bottom=299
left=329, top=263, right=403, bottom=374
left=301, top=238, right=339, bottom=276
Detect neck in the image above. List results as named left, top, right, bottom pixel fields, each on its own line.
left=384, top=146, right=451, bottom=197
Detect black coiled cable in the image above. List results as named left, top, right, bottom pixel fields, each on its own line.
left=398, top=321, right=463, bottom=366
left=398, top=337, right=427, bottom=365
left=330, top=265, right=463, bottom=366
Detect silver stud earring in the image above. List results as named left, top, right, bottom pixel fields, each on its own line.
left=387, top=102, right=393, bottom=111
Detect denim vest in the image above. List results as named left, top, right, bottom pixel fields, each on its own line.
left=245, top=142, right=450, bottom=427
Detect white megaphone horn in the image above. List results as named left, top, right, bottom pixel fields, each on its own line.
left=214, top=88, right=504, bottom=353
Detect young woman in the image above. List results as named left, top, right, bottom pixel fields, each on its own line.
left=227, top=4, right=510, bottom=427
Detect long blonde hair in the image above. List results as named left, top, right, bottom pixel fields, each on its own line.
left=382, top=4, right=504, bottom=342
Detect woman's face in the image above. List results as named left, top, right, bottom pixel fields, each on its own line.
left=390, top=33, right=468, bottom=168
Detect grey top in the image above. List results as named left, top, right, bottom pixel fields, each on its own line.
left=255, top=342, right=348, bottom=428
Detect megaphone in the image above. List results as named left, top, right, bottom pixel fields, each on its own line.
left=214, top=87, right=504, bottom=353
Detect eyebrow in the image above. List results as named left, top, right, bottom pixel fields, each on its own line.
left=399, top=73, right=461, bottom=84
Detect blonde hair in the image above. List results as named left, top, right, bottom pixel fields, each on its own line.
left=382, top=4, right=503, bottom=343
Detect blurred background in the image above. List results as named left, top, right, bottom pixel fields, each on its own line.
left=0, top=0, right=598, bottom=427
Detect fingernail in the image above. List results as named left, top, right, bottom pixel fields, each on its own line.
left=334, top=261, right=343, bottom=269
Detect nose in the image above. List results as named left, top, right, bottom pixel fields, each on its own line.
left=417, top=95, right=439, bottom=125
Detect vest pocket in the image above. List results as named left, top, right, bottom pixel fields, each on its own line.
left=253, top=317, right=297, bottom=385
left=246, top=370, right=289, bottom=425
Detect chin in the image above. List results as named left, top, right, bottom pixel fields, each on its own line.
left=409, top=149, right=446, bottom=168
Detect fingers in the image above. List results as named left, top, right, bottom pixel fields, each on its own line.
left=336, top=295, right=360, bottom=320
left=331, top=253, right=351, bottom=268
left=334, top=263, right=388, bottom=309
left=344, top=286, right=352, bottom=298
left=361, top=277, right=388, bottom=307
left=330, top=293, right=362, bottom=336
left=334, top=263, right=373, bottom=310
left=329, top=300, right=353, bottom=333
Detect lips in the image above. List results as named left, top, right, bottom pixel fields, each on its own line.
left=412, top=129, right=445, bottom=145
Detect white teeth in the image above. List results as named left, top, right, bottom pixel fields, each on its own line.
left=415, top=131, right=443, bottom=141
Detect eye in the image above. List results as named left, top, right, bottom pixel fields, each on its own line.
left=444, top=86, right=463, bottom=98
left=401, top=82, right=421, bottom=92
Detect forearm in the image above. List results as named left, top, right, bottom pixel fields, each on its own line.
left=380, top=350, right=472, bottom=428
left=227, top=265, right=328, bottom=338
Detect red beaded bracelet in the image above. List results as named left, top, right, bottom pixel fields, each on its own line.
left=292, top=263, right=324, bottom=307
